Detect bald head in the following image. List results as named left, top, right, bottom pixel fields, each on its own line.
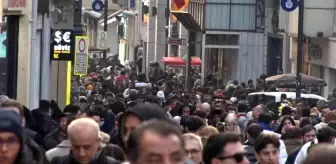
left=67, top=118, right=100, bottom=139
left=200, top=103, right=211, bottom=115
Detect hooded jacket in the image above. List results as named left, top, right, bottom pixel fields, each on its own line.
left=110, top=103, right=168, bottom=150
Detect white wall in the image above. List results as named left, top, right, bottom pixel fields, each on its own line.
left=287, top=0, right=336, bottom=37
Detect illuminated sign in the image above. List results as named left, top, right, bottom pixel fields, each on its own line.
left=50, top=29, right=74, bottom=61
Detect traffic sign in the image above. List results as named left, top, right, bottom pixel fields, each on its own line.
left=92, top=0, right=104, bottom=12
left=281, top=0, right=298, bottom=12
left=97, top=31, right=108, bottom=49
left=74, top=36, right=89, bottom=75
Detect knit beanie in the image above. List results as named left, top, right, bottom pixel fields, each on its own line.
left=0, top=110, right=23, bottom=143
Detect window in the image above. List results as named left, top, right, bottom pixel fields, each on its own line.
left=205, top=0, right=264, bottom=31
left=205, top=34, right=239, bottom=45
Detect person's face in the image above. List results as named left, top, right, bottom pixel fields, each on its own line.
left=123, top=114, right=142, bottom=146
left=136, top=131, right=185, bottom=164
left=322, top=108, right=331, bottom=117
left=225, top=122, right=235, bottom=132
left=283, top=119, right=293, bottom=130
left=256, top=144, right=279, bottom=164
left=185, top=139, right=202, bottom=164
left=252, top=106, right=262, bottom=120
left=213, top=142, right=249, bottom=164
left=60, top=117, right=69, bottom=132
left=303, top=130, right=316, bottom=143
left=0, top=132, right=21, bottom=164
left=183, top=107, right=191, bottom=116
left=70, top=130, right=100, bottom=164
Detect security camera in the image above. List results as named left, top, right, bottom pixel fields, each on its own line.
left=88, top=11, right=102, bottom=19
left=82, top=8, right=102, bottom=19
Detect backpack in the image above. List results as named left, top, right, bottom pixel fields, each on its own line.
left=116, top=78, right=129, bottom=92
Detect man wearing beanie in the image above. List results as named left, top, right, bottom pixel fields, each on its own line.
left=0, top=110, right=24, bottom=164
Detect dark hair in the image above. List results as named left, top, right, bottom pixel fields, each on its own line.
left=203, top=133, right=241, bottom=164
left=254, top=133, right=280, bottom=153
left=127, top=120, right=183, bottom=162
left=276, top=115, right=296, bottom=134
left=237, top=103, right=248, bottom=113
left=283, top=127, right=302, bottom=139
left=301, top=108, right=311, bottom=118
left=186, top=116, right=205, bottom=132
left=302, top=125, right=316, bottom=136
left=258, top=112, right=273, bottom=125
left=316, top=127, right=336, bottom=143
left=300, top=117, right=312, bottom=128
left=281, top=93, right=287, bottom=99
left=194, top=110, right=207, bottom=119
left=63, top=105, right=80, bottom=115
left=282, top=106, right=292, bottom=116
left=246, top=123, right=263, bottom=139
left=87, top=110, right=101, bottom=118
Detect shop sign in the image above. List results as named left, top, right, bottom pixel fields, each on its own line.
left=50, top=29, right=74, bottom=61
left=167, top=37, right=186, bottom=45
left=308, top=43, right=322, bottom=60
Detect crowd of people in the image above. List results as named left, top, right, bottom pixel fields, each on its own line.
left=1, top=57, right=336, bottom=164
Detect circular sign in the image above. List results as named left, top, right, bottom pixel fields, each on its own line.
left=78, top=39, right=86, bottom=52
left=92, top=0, right=104, bottom=12
left=281, top=0, right=298, bottom=12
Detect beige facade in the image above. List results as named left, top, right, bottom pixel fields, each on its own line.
left=3, top=0, right=32, bottom=107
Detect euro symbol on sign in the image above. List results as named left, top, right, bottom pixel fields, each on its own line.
left=63, top=32, right=71, bottom=43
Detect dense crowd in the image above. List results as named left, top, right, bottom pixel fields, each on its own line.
left=0, top=56, right=336, bottom=164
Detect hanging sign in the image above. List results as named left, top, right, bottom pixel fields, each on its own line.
left=281, top=0, right=298, bottom=12
left=50, top=29, right=74, bottom=61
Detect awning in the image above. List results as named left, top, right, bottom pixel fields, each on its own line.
left=161, top=57, right=201, bottom=66
left=171, top=11, right=203, bottom=32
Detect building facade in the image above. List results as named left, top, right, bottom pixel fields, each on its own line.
left=284, top=0, right=336, bottom=97
left=1, top=0, right=32, bottom=107
left=200, top=0, right=281, bottom=84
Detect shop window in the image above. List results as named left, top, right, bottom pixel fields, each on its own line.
left=205, top=34, right=239, bottom=45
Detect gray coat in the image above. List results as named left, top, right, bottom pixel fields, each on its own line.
left=45, top=140, right=71, bottom=162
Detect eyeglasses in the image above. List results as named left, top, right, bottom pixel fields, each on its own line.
left=216, top=152, right=248, bottom=163
left=0, top=137, right=20, bottom=149
left=185, top=149, right=201, bottom=155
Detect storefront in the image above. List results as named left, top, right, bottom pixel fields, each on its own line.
left=307, top=38, right=336, bottom=97
left=0, top=15, right=20, bottom=98
left=1, top=0, right=32, bottom=107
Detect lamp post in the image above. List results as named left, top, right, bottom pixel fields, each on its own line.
left=296, top=0, right=304, bottom=99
